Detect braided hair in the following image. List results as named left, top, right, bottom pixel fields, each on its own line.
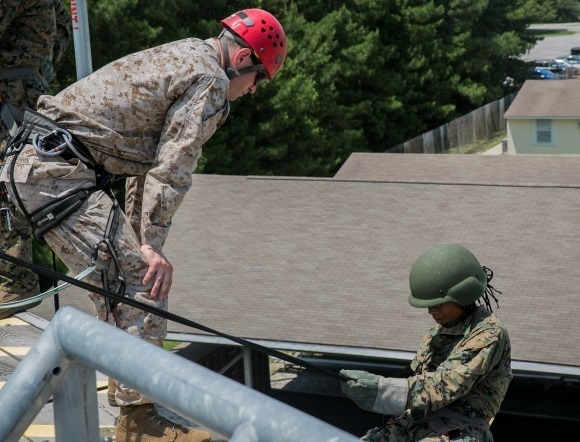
left=478, top=266, right=502, bottom=312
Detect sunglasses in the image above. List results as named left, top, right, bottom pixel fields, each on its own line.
left=254, top=71, right=267, bottom=87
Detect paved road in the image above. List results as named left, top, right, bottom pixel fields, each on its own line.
left=523, top=22, right=580, bottom=60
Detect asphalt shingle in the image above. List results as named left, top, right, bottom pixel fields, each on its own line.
left=29, top=154, right=580, bottom=369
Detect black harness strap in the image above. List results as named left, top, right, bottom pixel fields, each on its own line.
left=0, top=101, right=24, bottom=138
left=3, top=108, right=111, bottom=239
left=29, top=188, right=97, bottom=238
left=93, top=199, right=127, bottom=306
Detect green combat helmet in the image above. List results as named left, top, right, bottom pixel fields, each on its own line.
left=408, top=244, right=487, bottom=308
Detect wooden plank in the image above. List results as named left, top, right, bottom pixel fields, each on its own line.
left=0, top=356, right=20, bottom=382
left=22, top=425, right=55, bottom=438
left=0, top=321, right=42, bottom=347
left=0, top=318, right=27, bottom=326
left=0, top=347, right=29, bottom=356
left=1, top=380, right=108, bottom=390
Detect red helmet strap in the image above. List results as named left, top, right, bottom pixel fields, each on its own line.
left=219, top=30, right=265, bottom=81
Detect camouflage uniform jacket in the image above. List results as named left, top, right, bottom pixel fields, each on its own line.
left=407, top=306, right=512, bottom=424
left=36, top=38, right=230, bottom=250
left=0, top=0, right=69, bottom=72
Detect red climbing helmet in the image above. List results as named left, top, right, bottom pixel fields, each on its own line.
left=221, top=9, right=287, bottom=80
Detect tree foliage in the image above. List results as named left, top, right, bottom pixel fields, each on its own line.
left=31, top=0, right=556, bottom=284
left=50, top=0, right=553, bottom=178
left=549, top=0, right=580, bottom=23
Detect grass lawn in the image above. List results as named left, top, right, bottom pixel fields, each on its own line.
left=527, top=28, right=576, bottom=38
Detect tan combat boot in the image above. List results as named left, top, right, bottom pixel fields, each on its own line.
left=0, top=291, right=41, bottom=320
left=107, top=377, right=119, bottom=407
left=115, top=404, right=212, bottom=442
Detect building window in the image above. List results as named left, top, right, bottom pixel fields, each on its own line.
left=535, top=119, right=552, bottom=144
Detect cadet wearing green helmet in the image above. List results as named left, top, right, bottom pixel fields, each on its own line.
left=341, top=244, right=512, bottom=441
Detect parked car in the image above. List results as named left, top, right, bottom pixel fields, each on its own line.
left=533, top=59, right=566, bottom=74
left=556, top=54, right=580, bottom=64
left=552, top=59, right=579, bottom=75
left=528, top=68, right=565, bottom=80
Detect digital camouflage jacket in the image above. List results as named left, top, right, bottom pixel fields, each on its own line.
left=36, top=38, right=230, bottom=250
left=407, top=306, right=512, bottom=424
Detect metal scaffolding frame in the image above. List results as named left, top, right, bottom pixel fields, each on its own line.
left=0, top=307, right=357, bottom=442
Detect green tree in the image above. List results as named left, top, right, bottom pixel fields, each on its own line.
left=551, top=0, right=580, bottom=23
left=52, top=0, right=553, bottom=178
left=203, top=0, right=552, bottom=174
left=32, top=0, right=552, bottom=289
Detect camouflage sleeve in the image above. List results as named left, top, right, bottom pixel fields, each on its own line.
left=407, top=326, right=505, bottom=411
left=125, top=176, right=145, bottom=237
left=0, top=0, right=19, bottom=38
left=52, top=0, right=71, bottom=65
left=140, top=76, right=228, bottom=250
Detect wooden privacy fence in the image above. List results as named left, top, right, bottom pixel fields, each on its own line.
left=387, top=93, right=517, bottom=154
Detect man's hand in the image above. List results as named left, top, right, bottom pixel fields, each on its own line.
left=141, top=245, right=173, bottom=300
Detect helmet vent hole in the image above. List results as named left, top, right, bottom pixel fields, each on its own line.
left=273, top=42, right=278, bottom=47
left=269, top=26, right=274, bottom=31
left=262, top=19, right=267, bottom=24
left=268, top=35, right=273, bottom=40
left=261, top=28, right=266, bottom=33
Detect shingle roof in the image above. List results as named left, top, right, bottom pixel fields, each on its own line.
left=31, top=154, right=580, bottom=369
left=335, top=152, right=580, bottom=187
left=504, top=80, right=580, bottom=118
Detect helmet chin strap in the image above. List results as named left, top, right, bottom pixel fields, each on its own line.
left=218, top=31, right=234, bottom=79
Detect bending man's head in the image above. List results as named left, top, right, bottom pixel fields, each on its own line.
left=219, top=9, right=287, bottom=100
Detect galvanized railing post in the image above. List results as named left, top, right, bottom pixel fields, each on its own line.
left=0, top=320, right=70, bottom=442
left=0, top=307, right=359, bottom=442
left=53, top=362, right=100, bottom=441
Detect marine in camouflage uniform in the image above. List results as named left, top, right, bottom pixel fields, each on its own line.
left=341, top=244, right=512, bottom=442
left=0, top=8, right=286, bottom=442
left=0, top=0, right=70, bottom=318
left=3, top=33, right=230, bottom=409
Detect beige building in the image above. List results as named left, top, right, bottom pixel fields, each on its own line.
left=504, top=80, right=580, bottom=154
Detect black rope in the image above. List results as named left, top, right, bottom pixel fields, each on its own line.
left=0, top=250, right=348, bottom=382
left=52, top=251, right=59, bottom=311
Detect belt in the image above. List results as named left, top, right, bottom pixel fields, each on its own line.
left=0, top=67, right=39, bottom=81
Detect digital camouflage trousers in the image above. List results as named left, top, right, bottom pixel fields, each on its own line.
left=1, top=143, right=167, bottom=406
left=1, top=75, right=51, bottom=301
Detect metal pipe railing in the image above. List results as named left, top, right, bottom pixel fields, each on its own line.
left=0, top=306, right=358, bottom=442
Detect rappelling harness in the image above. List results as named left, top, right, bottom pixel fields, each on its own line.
left=0, top=103, right=126, bottom=310
left=365, top=406, right=490, bottom=441
left=0, top=101, right=348, bottom=384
